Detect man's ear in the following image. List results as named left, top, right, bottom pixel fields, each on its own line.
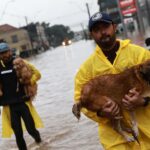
left=113, top=24, right=117, bottom=32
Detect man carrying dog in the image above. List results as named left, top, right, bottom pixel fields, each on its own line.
left=74, top=12, right=150, bottom=149
left=0, top=42, right=43, bottom=150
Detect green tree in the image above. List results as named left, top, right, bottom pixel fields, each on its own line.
left=22, top=23, right=38, bottom=42
left=23, top=22, right=74, bottom=48
left=42, top=24, right=74, bottom=47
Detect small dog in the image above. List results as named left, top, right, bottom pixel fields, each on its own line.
left=13, top=57, right=37, bottom=100
left=72, top=59, right=150, bottom=143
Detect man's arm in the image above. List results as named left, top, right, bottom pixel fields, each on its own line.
left=74, top=62, right=119, bottom=123
left=24, top=60, right=41, bottom=85
left=122, top=88, right=147, bottom=110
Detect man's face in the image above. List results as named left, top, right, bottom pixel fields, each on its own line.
left=0, top=50, right=12, bottom=63
left=90, top=22, right=117, bottom=51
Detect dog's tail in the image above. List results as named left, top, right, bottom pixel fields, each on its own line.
left=72, top=102, right=82, bottom=120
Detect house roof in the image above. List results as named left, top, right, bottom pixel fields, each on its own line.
left=0, top=24, right=18, bottom=33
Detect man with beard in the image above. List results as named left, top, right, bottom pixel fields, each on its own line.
left=74, top=12, right=150, bottom=149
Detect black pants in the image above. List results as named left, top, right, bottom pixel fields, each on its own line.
left=9, top=102, right=41, bottom=150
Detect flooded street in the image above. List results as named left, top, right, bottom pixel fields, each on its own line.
left=0, top=40, right=103, bottom=150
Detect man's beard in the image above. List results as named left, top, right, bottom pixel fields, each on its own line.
left=96, top=33, right=116, bottom=51
left=2, top=55, right=12, bottom=63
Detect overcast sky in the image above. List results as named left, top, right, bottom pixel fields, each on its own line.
left=0, top=0, right=99, bottom=31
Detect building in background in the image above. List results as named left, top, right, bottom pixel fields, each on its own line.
left=0, top=24, right=32, bottom=57
left=22, top=23, right=50, bottom=52
left=97, top=0, right=150, bottom=35
left=36, top=23, right=50, bottom=51
left=139, top=0, right=150, bottom=27
left=97, top=0, right=121, bottom=24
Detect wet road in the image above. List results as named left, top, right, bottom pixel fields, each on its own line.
left=0, top=40, right=103, bottom=150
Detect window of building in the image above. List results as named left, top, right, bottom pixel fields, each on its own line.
left=11, top=35, right=18, bottom=43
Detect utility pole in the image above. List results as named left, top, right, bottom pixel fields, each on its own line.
left=0, top=0, right=14, bottom=22
left=116, top=0, right=128, bottom=38
left=135, top=0, right=145, bottom=34
left=80, top=23, right=87, bottom=40
left=145, top=0, right=150, bottom=26
left=86, top=3, right=91, bottom=19
left=25, top=16, right=34, bottom=56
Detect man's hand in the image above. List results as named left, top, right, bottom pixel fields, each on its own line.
left=122, top=88, right=145, bottom=110
left=97, top=97, right=120, bottom=119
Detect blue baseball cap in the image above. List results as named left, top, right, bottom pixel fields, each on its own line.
left=89, top=12, right=113, bottom=31
left=0, top=42, right=10, bottom=53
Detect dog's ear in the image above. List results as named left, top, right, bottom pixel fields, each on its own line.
left=135, top=64, right=143, bottom=76
left=138, top=62, right=150, bottom=82
left=139, top=61, right=150, bottom=74
left=138, top=64, right=145, bottom=74
left=134, top=64, right=146, bottom=82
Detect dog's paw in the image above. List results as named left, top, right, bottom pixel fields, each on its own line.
left=72, top=103, right=81, bottom=120
left=125, top=136, right=135, bottom=142
left=133, top=126, right=139, bottom=137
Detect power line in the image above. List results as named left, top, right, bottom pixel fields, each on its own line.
left=0, top=0, right=15, bottom=22
left=3, top=10, right=85, bottom=23
left=86, top=3, right=91, bottom=19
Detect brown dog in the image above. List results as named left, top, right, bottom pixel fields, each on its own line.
left=72, top=59, right=150, bottom=143
left=13, top=57, right=37, bottom=100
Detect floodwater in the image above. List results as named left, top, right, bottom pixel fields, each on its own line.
left=0, top=40, right=103, bottom=150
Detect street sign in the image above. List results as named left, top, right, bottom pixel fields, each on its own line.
left=119, top=0, right=135, bottom=8
left=119, top=0, right=137, bottom=15
left=122, top=7, right=137, bottom=15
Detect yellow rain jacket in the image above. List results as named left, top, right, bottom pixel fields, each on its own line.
left=74, top=39, right=150, bottom=150
left=1, top=61, right=44, bottom=138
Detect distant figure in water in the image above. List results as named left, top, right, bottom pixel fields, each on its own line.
left=0, top=42, right=43, bottom=150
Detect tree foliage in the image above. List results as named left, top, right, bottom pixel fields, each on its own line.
left=23, top=22, right=74, bottom=48
left=22, top=23, right=38, bottom=42
left=43, top=24, right=74, bottom=47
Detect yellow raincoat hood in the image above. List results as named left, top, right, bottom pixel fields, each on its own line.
left=74, top=39, right=150, bottom=149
